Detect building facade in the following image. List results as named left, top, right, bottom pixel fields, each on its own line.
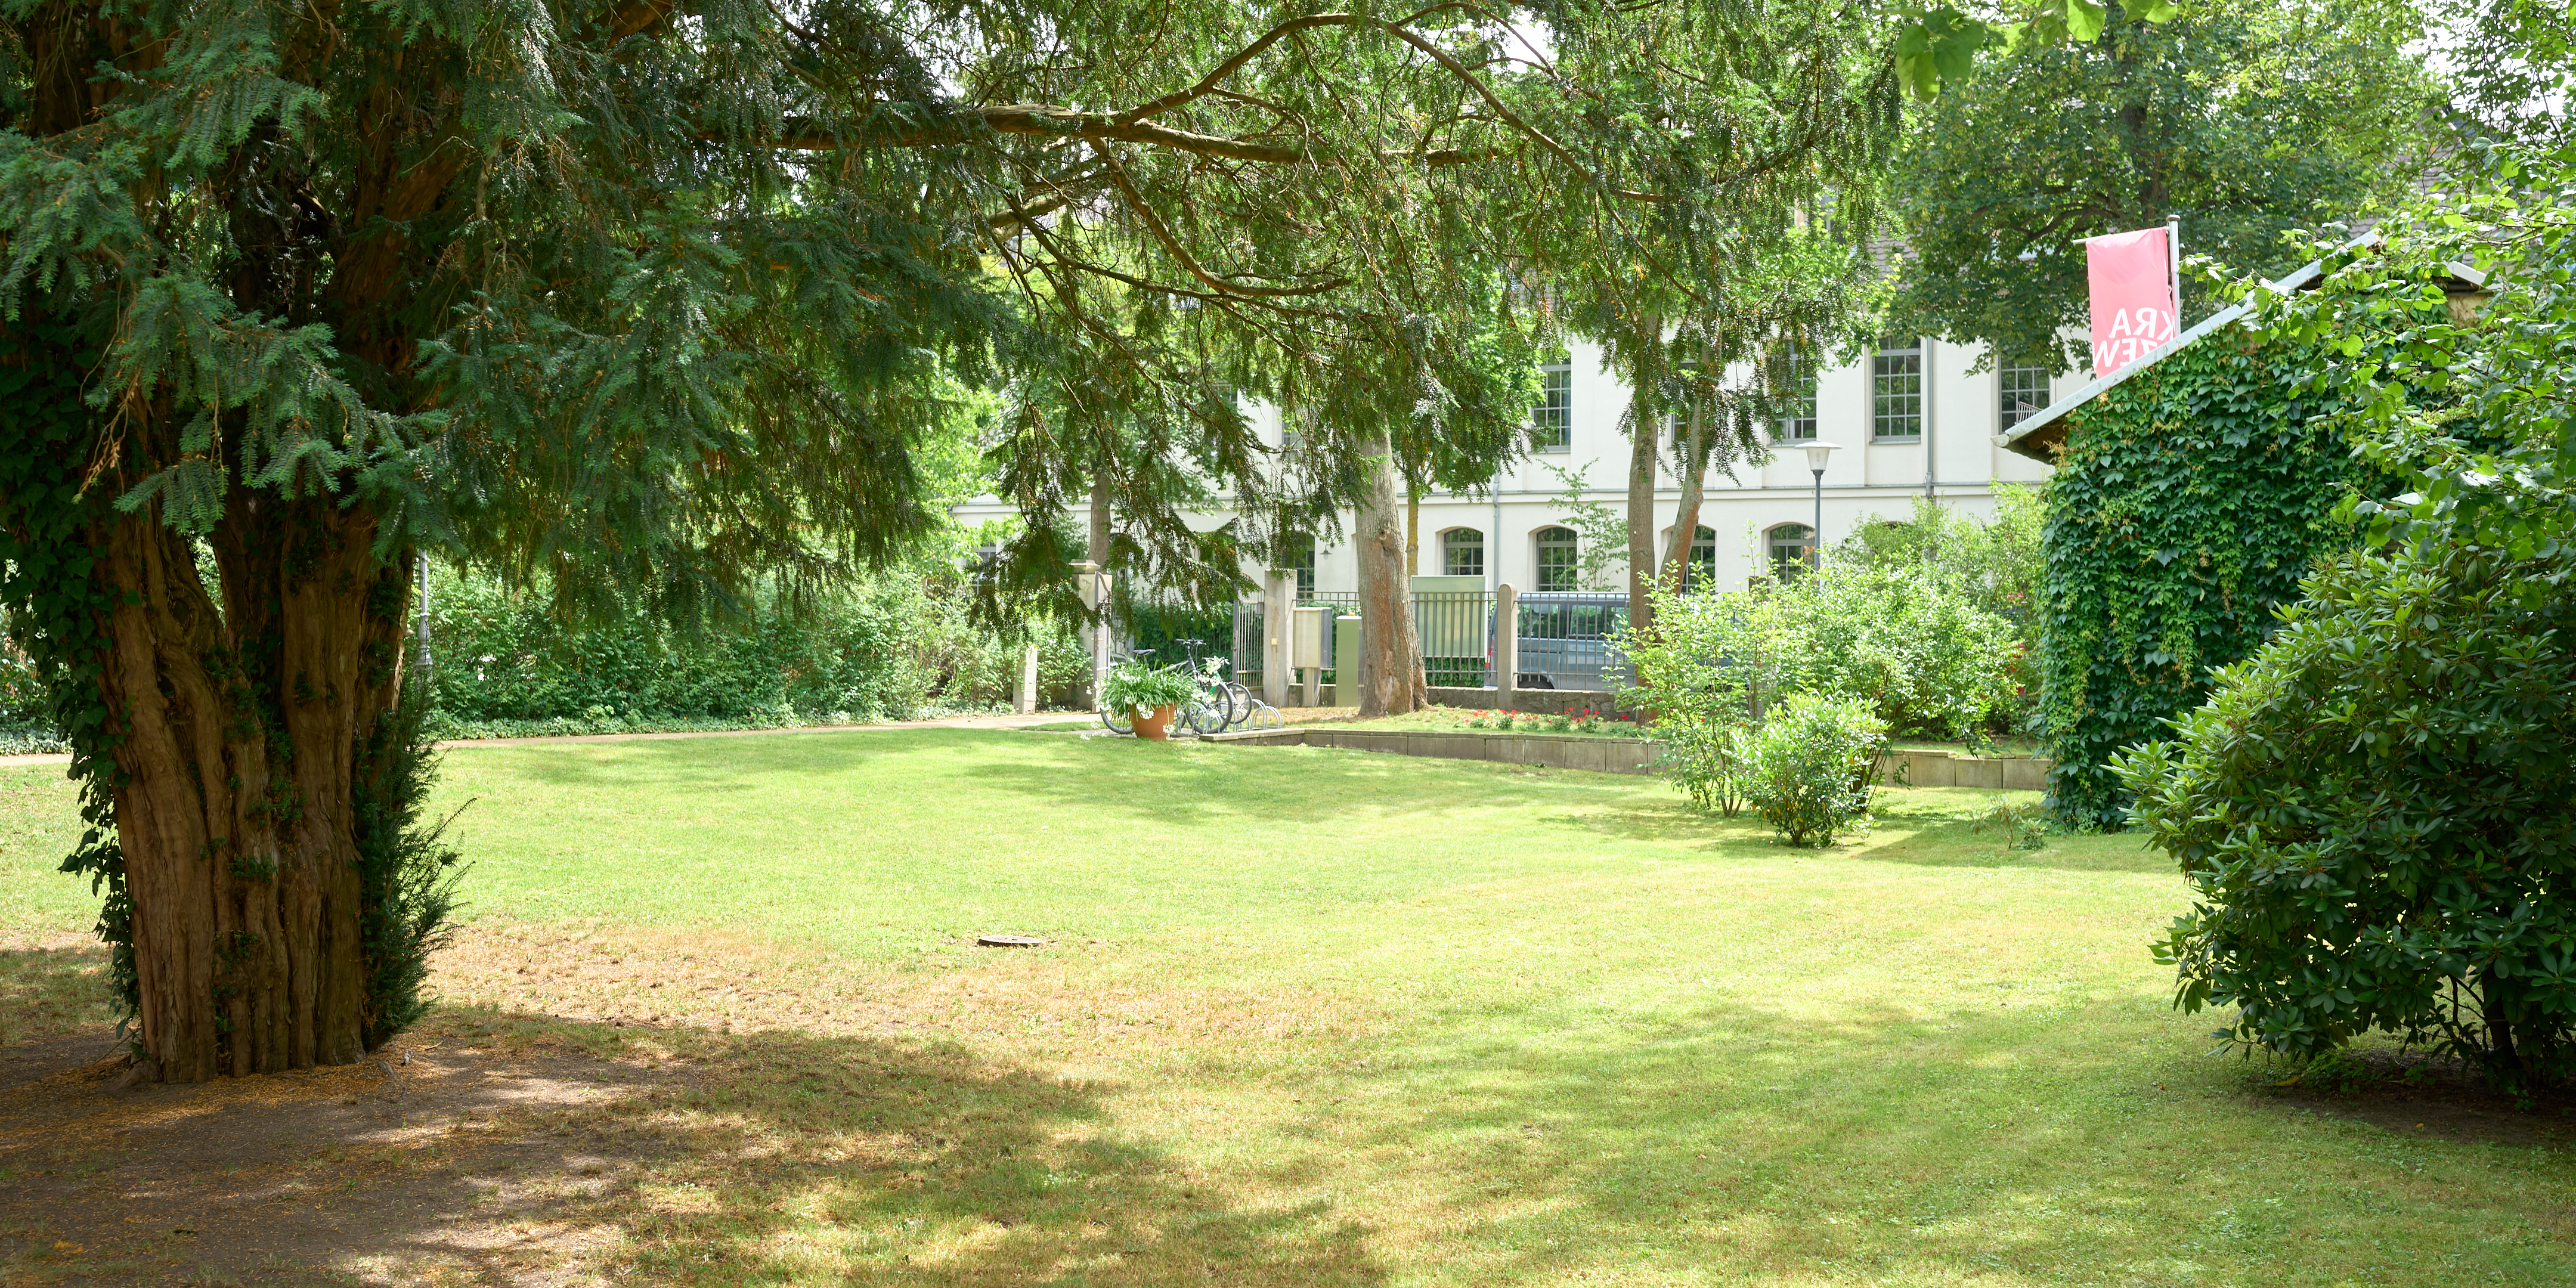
left=954, top=336, right=2058, bottom=596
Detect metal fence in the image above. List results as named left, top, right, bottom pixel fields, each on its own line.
left=1513, top=592, right=1631, bottom=691
left=1233, top=590, right=1498, bottom=691
left=1414, top=590, right=1493, bottom=688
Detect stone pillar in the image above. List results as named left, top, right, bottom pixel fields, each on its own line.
left=1075, top=561, right=1109, bottom=708
left=1262, top=568, right=1293, bottom=709
left=1015, top=642, right=1040, bottom=714
left=1495, top=583, right=1519, bottom=710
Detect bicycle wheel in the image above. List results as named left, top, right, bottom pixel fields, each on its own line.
left=1220, top=682, right=1252, bottom=726
left=1100, top=705, right=1133, bottom=736
left=1182, top=698, right=1226, bottom=736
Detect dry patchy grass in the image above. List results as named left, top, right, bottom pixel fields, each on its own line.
left=0, top=734, right=2572, bottom=1287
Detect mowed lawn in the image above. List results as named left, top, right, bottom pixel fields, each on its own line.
left=2, top=729, right=2572, bottom=1286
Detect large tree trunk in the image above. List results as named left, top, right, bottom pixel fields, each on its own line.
left=1355, top=435, right=1426, bottom=716
left=97, top=494, right=409, bottom=1083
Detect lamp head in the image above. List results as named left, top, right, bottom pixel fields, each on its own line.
left=1800, top=441, right=1838, bottom=474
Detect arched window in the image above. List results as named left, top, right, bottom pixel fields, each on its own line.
left=1284, top=533, right=1317, bottom=599
left=1441, top=527, right=1484, bottom=578
left=1688, top=526, right=1717, bottom=588
left=1535, top=526, right=1578, bottom=592
left=1766, top=523, right=1814, bottom=578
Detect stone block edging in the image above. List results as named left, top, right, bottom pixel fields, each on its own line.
left=1203, top=727, right=2052, bottom=788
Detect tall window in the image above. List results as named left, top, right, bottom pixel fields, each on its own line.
left=1286, top=533, right=1316, bottom=599
left=1442, top=528, right=1484, bottom=578
left=1688, top=525, right=1717, bottom=588
left=1535, top=526, right=1578, bottom=591
left=1766, top=523, right=1814, bottom=578
left=1775, top=346, right=1818, bottom=442
left=1531, top=358, right=1572, bottom=451
left=1873, top=338, right=1922, bottom=441
left=1998, top=360, right=2050, bottom=432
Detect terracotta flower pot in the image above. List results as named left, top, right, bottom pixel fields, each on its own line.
left=1131, top=702, right=1179, bottom=740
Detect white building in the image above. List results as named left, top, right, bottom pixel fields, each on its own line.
left=954, top=336, right=2058, bottom=597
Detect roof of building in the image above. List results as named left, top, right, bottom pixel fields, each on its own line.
left=1994, top=233, right=2488, bottom=463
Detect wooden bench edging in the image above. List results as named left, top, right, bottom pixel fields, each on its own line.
left=1202, top=727, right=2052, bottom=788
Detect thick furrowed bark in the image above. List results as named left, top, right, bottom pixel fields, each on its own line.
left=99, top=496, right=407, bottom=1082
left=1355, top=435, right=1425, bottom=717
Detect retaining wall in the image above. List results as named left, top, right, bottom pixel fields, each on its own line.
left=1207, top=726, right=2051, bottom=789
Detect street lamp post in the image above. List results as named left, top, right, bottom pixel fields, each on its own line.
left=1801, top=441, right=1838, bottom=570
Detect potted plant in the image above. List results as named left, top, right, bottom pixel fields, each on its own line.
left=1101, top=661, right=1196, bottom=740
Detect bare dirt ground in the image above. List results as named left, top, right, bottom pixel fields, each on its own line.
left=0, top=920, right=1372, bottom=1287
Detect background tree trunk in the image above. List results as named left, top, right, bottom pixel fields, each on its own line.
left=98, top=495, right=408, bottom=1082
left=1661, top=402, right=1708, bottom=590
left=1626, top=388, right=1662, bottom=639
left=1406, top=486, right=1420, bottom=578
left=1355, top=436, right=1426, bottom=716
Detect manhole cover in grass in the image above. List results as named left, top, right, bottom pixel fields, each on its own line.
left=976, top=934, right=1048, bottom=948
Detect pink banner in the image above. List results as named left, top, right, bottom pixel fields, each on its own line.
left=2086, top=226, right=2175, bottom=377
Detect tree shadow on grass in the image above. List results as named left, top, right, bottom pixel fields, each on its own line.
left=0, top=1005, right=1387, bottom=1287
left=0, top=942, right=116, bottom=1049
left=1559, top=789, right=2170, bottom=875
left=1321, top=993, right=2576, bottom=1286
left=954, top=738, right=1630, bottom=832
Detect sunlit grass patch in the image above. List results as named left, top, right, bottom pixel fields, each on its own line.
left=1, top=730, right=2572, bottom=1285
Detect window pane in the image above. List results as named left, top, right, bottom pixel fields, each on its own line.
left=1688, top=525, right=1716, bottom=589
left=1287, top=534, right=1316, bottom=599
left=1536, top=527, right=1577, bottom=592
left=1767, top=524, right=1813, bottom=577
left=1775, top=346, right=1818, bottom=442
left=1998, top=361, right=2050, bottom=432
left=1442, top=528, right=1484, bottom=578
left=1873, top=339, right=1921, bottom=441
left=1532, top=362, right=1572, bottom=451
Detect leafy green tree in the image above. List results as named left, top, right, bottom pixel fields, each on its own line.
left=1889, top=0, right=2438, bottom=371
left=2115, top=137, right=2576, bottom=1089
left=2438, top=0, right=2574, bottom=152
left=0, top=0, right=2148, bottom=1081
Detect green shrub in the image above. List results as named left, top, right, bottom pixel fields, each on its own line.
left=2117, top=543, right=2576, bottom=1091
left=1622, top=585, right=1761, bottom=815
left=1767, top=562, right=2019, bottom=743
left=425, top=561, right=1083, bottom=726
left=1839, top=487, right=2046, bottom=725
left=1623, top=562, right=2015, bottom=804
left=1739, top=694, right=1887, bottom=847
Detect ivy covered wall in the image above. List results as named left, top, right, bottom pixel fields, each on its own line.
left=2038, top=330, right=2382, bottom=826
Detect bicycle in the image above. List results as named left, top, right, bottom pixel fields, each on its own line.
left=1096, top=648, right=1230, bottom=737
left=1097, top=641, right=1270, bottom=736
left=1171, top=639, right=1252, bottom=730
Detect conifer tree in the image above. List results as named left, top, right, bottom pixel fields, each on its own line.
left=2, top=0, right=2114, bottom=1078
